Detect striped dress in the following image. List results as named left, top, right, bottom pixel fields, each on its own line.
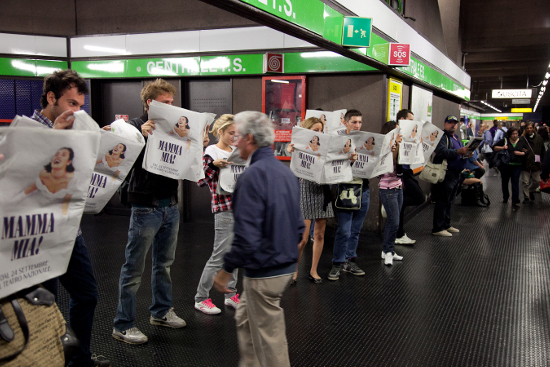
left=299, top=179, right=334, bottom=219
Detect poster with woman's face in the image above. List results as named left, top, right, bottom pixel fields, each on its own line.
left=322, top=134, right=354, bottom=184
left=350, top=131, right=385, bottom=179
left=420, top=122, right=444, bottom=162
left=85, top=129, right=144, bottom=214
left=145, top=101, right=214, bottom=182
left=399, top=120, right=422, bottom=144
left=304, top=109, right=347, bottom=134
left=218, top=148, right=249, bottom=194
left=0, top=126, right=100, bottom=299
left=372, top=127, right=400, bottom=177
left=289, top=127, right=330, bottom=183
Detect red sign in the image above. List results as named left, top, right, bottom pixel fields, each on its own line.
left=263, top=53, right=284, bottom=73
left=389, top=44, right=410, bottom=66
left=115, top=114, right=129, bottom=121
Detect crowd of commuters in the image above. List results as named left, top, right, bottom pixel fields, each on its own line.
left=8, top=69, right=550, bottom=366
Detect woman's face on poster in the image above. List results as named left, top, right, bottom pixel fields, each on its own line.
left=411, top=125, right=418, bottom=138
left=52, top=148, right=72, bottom=170
left=177, top=116, right=189, bottom=128
left=366, top=137, right=375, bottom=149
left=340, top=113, right=345, bottom=124
left=343, top=139, right=352, bottom=153
left=310, top=122, right=324, bottom=133
left=320, top=114, right=327, bottom=124
left=311, top=135, right=320, bottom=145
left=113, top=144, right=125, bottom=155
left=430, top=131, right=438, bottom=141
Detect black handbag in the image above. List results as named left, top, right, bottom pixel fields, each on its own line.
left=490, top=138, right=510, bottom=168
left=334, top=179, right=362, bottom=210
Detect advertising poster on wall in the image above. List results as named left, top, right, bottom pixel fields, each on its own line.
left=411, top=85, right=433, bottom=123
left=387, top=78, right=403, bottom=121
left=0, top=127, right=100, bottom=298
left=144, top=101, right=214, bottom=182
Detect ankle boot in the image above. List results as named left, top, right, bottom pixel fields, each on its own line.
left=474, top=183, right=488, bottom=207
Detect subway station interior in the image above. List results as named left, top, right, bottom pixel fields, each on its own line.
left=1, top=0, right=550, bottom=366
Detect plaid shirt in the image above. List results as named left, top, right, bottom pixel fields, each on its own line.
left=31, top=110, right=83, bottom=237
left=197, top=154, right=232, bottom=213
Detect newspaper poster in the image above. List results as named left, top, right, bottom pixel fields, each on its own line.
left=289, top=127, right=330, bottom=183
left=351, top=131, right=385, bottom=179
left=398, top=120, right=423, bottom=165
left=322, top=134, right=354, bottom=184
left=144, top=101, right=215, bottom=181
left=420, top=122, right=444, bottom=161
left=304, top=109, right=347, bottom=133
left=0, top=127, right=100, bottom=298
left=218, top=148, right=249, bottom=194
left=84, top=128, right=144, bottom=213
left=372, top=127, right=400, bottom=177
left=10, top=115, right=48, bottom=129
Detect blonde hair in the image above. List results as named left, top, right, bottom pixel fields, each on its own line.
left=141, top=79, right=176, bottom=110
left=210, top=114, right=235, bottom=138
left=301, top=117, right=324, bottom=130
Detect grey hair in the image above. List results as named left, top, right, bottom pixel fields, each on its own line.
left=234, top=111, right=274, bottom=148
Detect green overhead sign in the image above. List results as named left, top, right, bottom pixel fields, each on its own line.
left=342, top=17, right=372, bottom=48
left=0, top=58, right=68, bottom=77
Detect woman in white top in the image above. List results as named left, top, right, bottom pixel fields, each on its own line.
left=194, top=114, right=240, bottom=315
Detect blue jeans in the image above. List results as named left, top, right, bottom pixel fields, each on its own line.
left=113, top=204, right=179, bottom=331
left=500, top=164, right=522, bottom=203
left=332, top=188, right=370, bottom=264
left=379, top=188, right=403, bottom=254
left=43, top=235, right=98, bottom=367
left=195, top=210, right=238, bottom=303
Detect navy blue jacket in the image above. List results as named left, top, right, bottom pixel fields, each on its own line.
left=223, top=146, right=304, bottom=278
left=433, top=130, right=465, bottom=171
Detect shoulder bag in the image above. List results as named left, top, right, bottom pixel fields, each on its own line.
left=419, top=136, right=450, bottom=184
left=334, top=178, right=363, bottom=210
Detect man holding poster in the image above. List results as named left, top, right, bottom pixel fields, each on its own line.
left=328, top=109, right=369, bottom=281
left=30, top=70, right=110, bottom=367
left=113, top=79, right=186, bottom=345
left=431, top=115, right=471, bottom=237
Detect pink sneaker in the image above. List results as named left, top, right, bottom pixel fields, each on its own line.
left=224, top=294, right=240, bottom=309
left=194, top=298, right=221, bottom=315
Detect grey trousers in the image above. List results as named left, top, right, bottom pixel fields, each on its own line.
left=521, top=170, right=541, bottom=198
left=195, top=210, right=238, bottom=303
left=236, top=274, right=293, bottom=367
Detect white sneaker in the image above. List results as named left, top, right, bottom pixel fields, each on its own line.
left=194, top=299, right=221, bottom=315
left=224, top=294, right=240, bottom=310
left=446, top=226, right=460, bottom=233
left=432, top=230, right=452, bottom=237
left=150, top=307, right=187, bottom=328
left=395, top=234, right=416, bottom=245
left=381, top=205, right=387, bottom=218
left=384, top=252, right=393, bottom=266
left=112, top=327, right=148, bottom=344
left=381, top=251, right=403, bottom=261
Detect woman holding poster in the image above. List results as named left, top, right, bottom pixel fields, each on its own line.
left=379, top=122, right=405, bottom=266
left=287, top=117, right=333, bottom=284
left=194, top=114, right=240, bottom=315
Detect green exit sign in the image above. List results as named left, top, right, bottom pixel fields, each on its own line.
left=342, top=17, right=372, bottom=48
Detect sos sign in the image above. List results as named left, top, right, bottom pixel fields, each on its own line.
left=388, top=44, right=410, bottom=66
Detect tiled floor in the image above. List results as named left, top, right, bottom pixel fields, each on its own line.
left=59, top=174, right=550, bottom=366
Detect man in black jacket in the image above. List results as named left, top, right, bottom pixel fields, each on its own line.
left=113, top=79, right=186, bottom=345
left=518, top=122, right=545, bottom=203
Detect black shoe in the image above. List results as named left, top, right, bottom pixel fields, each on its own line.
left=327, top=265, right=342, bottom=281
left=308, top=274, right=323, bottom=284
left=523, top=198, right=530, bottom=204
left=513, top=202, right=521, bottom=209
left=502, top=198, right=509, bottom=203
left=529, top=192, right=535, bottom=201
left=290, top=279, right=297, bottom=286
left=92, top=354, right=111, bottom=367
left=342, top=259, right=365, bottom=276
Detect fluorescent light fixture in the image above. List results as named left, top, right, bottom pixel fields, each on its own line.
left=270, top=79, right=289, bottom=83
left=480, top=100, right=501, bottom=113
left=543, top=80, right=548, bottom=86
left=546, top=72, right=550, bottom=79
left=87, top=61, right=125, bottom=73
left=300, top=51, right=341, bottom=58
left=83, top=45, right=127, bottom=55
